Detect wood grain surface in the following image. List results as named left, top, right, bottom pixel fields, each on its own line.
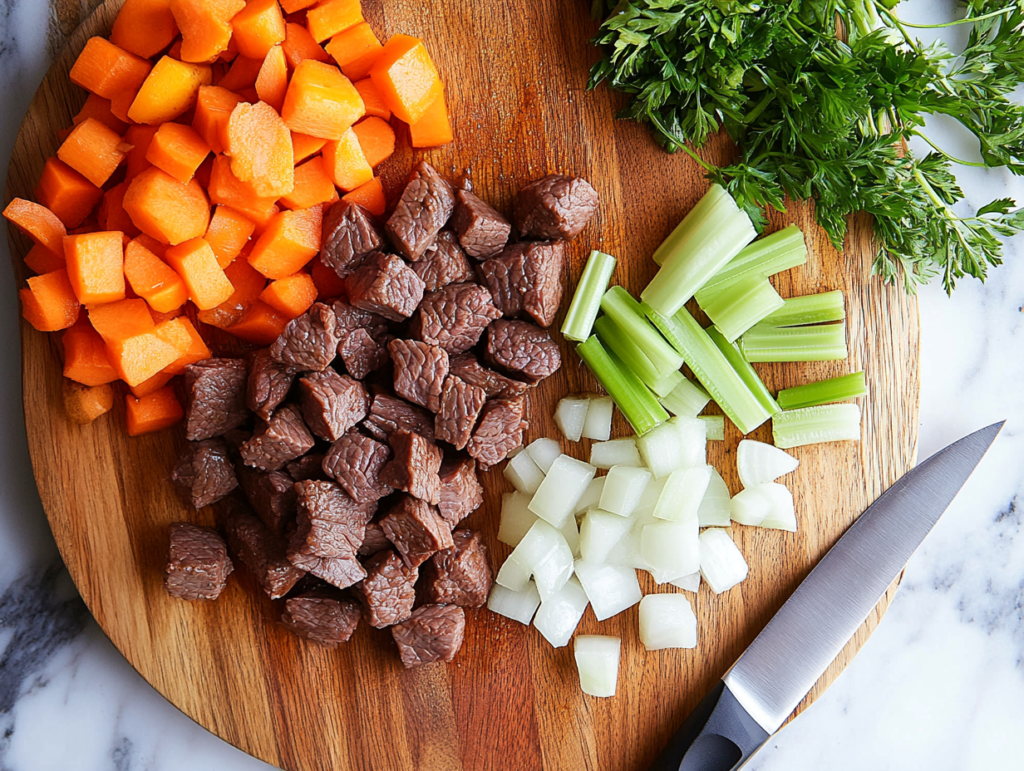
left=6, top=1, right=920, bottom=769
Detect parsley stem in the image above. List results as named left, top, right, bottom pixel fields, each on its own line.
left=884, top=6, right=1013, bottom=30
left=912, top=132, right=988, bottom=168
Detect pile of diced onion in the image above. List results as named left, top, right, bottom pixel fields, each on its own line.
left=486, top=395, right=800, bottom=698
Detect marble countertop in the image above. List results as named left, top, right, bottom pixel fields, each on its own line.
left=1, top=1, right=1022, bottom=769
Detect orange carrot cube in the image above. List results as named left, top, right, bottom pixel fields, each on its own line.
left=124, top=237, right=190, bottom=312
left=3, top=198, right=68, bottom=261
left=306, top=0, right=363, bottom=44
left=256, top=44, right=289, bottom=112
left=146, top=122, right=212, bottom=184
left=193, top=85, right=245, bottom=154
left=165, top=237, right=235, bottom=309
left=370, top=34, right=442, bottom=124
left=321, top=127, right=372, bottom=191
left=34, top=158, right=103, bottom=230
left=247, top=206, right=322, bottom=279
left=124, top=125, right=160, bottom=181
left=409, top=89, right=453, bottom=148
left=162, top=316, right=212, bottom=374
left=88, top=298, right=156, bottom=341
left=73, top=93, right=129, bottom=134
left=353, top=77, right=390, bottom=120
left=123, top=167, right=211, bottom=245
left=64, top=231, right=126, bottom=305
left=351, top=116, right=394, bottom=168
left=226, top=100, right=295, bottom=197
left=325, top=22, right=382, bottom=82
left=20, top=269, right=81, bottom=332
left=170, top=0, right=246, bottom=62
left=196, top=257, right=266, bottom=328
left=217, top=54, right=263, bottom=91
left=207, top=154, right=280, bottom=224
left=128, top=56, right=213, bottom=125
left=260, top=272, right=317, bottom=318
left=111, top=0, right=181, bottom=59
left=56, top=118, right=130, bottom=187
left=98, top=182, right=142, bottom=238
left=291, top=132, right=327, bottom=163
left=126, top=386, right=185, bottom=435
left=227, top=299, right=288, bottom=344
left=310, top=254, right=347, bottom=299
left=281, top=59, right=364, bottom=140
left=62, top=318, right=119, bottom=386
left=70, top=37, right=152, bottom=100
left=232, top=0, right=286, bottom=59
left=24, top=244, right=67, bottom=275
left=205, top=204, right=256, bottom=267
left=279, top=156, right=338, bottom=210
left=282, top=22, right=330, bottom=69
left=341, top=175, right=385, bottom=216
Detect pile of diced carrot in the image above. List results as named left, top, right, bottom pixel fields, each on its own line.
left=6, top=0, right=453, bottom=436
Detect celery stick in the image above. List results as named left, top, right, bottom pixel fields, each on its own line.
left=772, top=404, right=862, bottom=449
left=652, top=184, right=731, bottom=266
left=660, top=377, right=711, bottom=417
left=642, top=303, right=772, bottom=435
left=562, top=251, right=617, bottom=342
left=700, top=415, right=726, bottom=440
left=699, top=277, right=785, bottom=343
left=600, top=286, right=683, bottom=375
left=594, top=316, right=682, bottom=398
left=695, top=225, right=808, bottom=302
left=777, top=371, right=866, bottom=410
left=650, top=370, right=686, bottom=399
left=706, top=326, right=780, bottom=416
left=740, top=323, right=848, bottom=362
left=577, top=336, right=668, bottom=436
left=760, top=290, right=846, bottom=327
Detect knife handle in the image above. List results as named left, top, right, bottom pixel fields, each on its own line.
left=647, top=680, right=770, bottom=771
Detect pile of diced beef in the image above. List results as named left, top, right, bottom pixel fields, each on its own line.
left=163, top=163, right=598, bottom=668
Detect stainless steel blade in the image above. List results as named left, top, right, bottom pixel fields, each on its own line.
left=724, top=421, right=1004, bottom=734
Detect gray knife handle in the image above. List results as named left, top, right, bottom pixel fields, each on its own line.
left=647, top=681, right=770, bottom=771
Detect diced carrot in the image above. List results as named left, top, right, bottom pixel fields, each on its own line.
left=370, top=34, right=442, bottom=124
left=98, top=182, right=142, bottom=238
left=24, top=244, right=67, bottom=275
left=93, top=304, right=179, bottom=386
left=168, top=38, right=185, bottom=60
left=250, top=204, right=281, bottom=236
left=62, top=318, right=119, bottom=386
left=310, top=254, right=346, bottom=299
left=149, top=307, right=183, bottom=324
left=3, top=198, right=68, bottom=261
left=170, top=0, right=246, bottom=62
left=88, top=298, right=155, bottom=341
left=154, top=317, right=193, bottom=360
left=351, top=116, right=394, bottom=168
left=164, top=237, right=235, bottom=309
left=280, top=0, right=317, bottom=12
left=207, top=154, right=279, bottom=224
left=306, top=0, right=362, bottom=44
left=162, top=316, right=212, bottom=374
left=247, top=206, right=322, bottom=278
left=56, top=118, right=130, bottom=188
left=321, top=127, right=372, bottom=191
left=256, top=45, right=289, bottom=112
left=64, top=231, right=126, bottom=305
left=353, top=77, right=390, bottom=120
left=133, top=233, right=169, bottom=259
left=226, top=299, right=287, bottom=344
left=260, top=271, right=317, bottom=318
left=205, top=204, right=256, bottom=267
left=124, top=237, right=190, bottom=312
left=226, top=100, right=295, bottom=197
left=73, top=94, right=129, bottom=134
left=33, top=158, right=104, bottom=229
left=108, top=89, right=137, bottom=124
left=20, top=269, right=80, bottom=332
left=128, top=371, right=176, bottom=398
left=124, top=125, right=160, bottom=181
left=70, top=37, right=152, bottom=100
left=64, top=380, right=116, bottom=424
left=279, top=155, right=337, bottom=209
left=409, top=89, right=453, bottom=148
left=236, top=86, right=261, bottom=103
left=128, top=56, right=213, bottom=125
left=123, top=167, right=211, bottom=245
left=196, top=257, right=266, bottom=327
left=193, top=85, right=245, bottom=154
left=282, top=22, right=329, bottom=69
left=220, top=35, right=240, bottom=63
left=111, top=0, right=180, bottom=59
left=291, top=131, right=327, bottom=163
left=218, top=55, right=263, bottom=91
left=341, top=175, right=385, bottom=216
left=233, top=0, right=286, bottom=59
left=324, top=22, right=381, bottom=82
left=145, top=123, right=210, bottom=186
left=125, top=386, right=185, bottom=435
left=281, top=59, right=364, bottom=139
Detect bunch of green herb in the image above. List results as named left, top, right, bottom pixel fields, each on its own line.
left=588, top=0, right=1024, bottom=292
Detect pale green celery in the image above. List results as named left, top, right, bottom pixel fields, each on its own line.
left=772, top=404, right=862, bottom=449
left=642, top=302, right=773, bottom=435
left=699, top=415, right=726, bottom=441
left=577, top=336, right=668, bottom=436
left=650, top=369, right=686, bottom=399
left=651, top=184, right=730, bottom=266
left=562, top=250, right=617, bottom=342
left=740, top=323, right=848, bottom=362
left=777, top=372, right=867, bottom=410
left=700, top=277, right=785, bottom=343
left=600, top=286, right=683, bottom=375
left=760, top=290, right=846, bottom=327
left=659, top=376, right=711, bottom=417
left=695, top=225, right=808, bottom=302
left=706, top=326, right=780, bottom=416
left=594, top=315, right=680, bottom=397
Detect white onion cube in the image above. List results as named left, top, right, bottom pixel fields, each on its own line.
left=533, top=576, right=589, bottom=648
left=555, top=396, right=590, bottom=442
left=510, top=520, right=575, bottom=601
left=495, top=552, right=532, bottom=592
left=599, top=465, right=652, bottom=517
left=669, top=572, right=701, bottom=593
left=700, top=415, right=726, bottom=441
left=737, top=439, right=799, bottom=488
left=606, top=522, right=648, bottom=571
left=639, top=594, right=698, bottom=650
left=582, top=396, right=614, bottom=440
left=574, top=635, right=621, bottom=698
left=654, top=465, right=711, bottom=523
left=590, top=438, right=642, bottom=469
left=698, top=467, right=732, bottom=527
left=574, top=560, right=642, bottom=621
left=526, top=437, right=562, bottom=473
left=488, top=582, right=541, bottom=625
left=641, top=520, right=700, bottom=584
left=671, top=415, right=707, bottom=469
left=758, top=482, right=797, bottom=531
left=579, top=509, right=634, bottom=564
left=560, top=512, right=581, bottom=558
left=730, top=486, right=772, bottom=526
left=635, top=420, right=682, bottom=479
left=699, top=528, right=748, bottom=594
left=528, top=455, right=597, bottom=527
left=503, top=450, right=545, bottom=495
left=574, top=477, right=605, bottom=514
left=633, top=477, right=667, bottom=517
left=498, top=492, right=538, bottom=546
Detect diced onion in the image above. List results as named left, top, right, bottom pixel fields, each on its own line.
left=758, top=482, right=797, bottom=531
left=533, top=576, right=589, bottom=648
left=495, top=552, right=532, bottom=592
left=639, top=594, right=698, bottom=650
left=700, top=415, right=726, bottom=441
left=574, top=560, right=643, bottom=621
left=641, top=520, right=700, bottom=584
left=699, top=528, right=748, bottom=594
left=730, top=486, right=772, bottom=526
left=582, top=396, right=614, bottom=441
left=669, top=572, right=701, bottom=593
left=599, top=466, right=652, bottom=517
left=560, top=511, right=582, bottom=558
left=590, top=438, right=643, bottom=469
left=574, top=477, right=606, bottom=514
left=635, top=420, right=683, bottom=479
left=632, top=477, right=667, bottom=517
left=529, top=455, right=597, bottom=527
left=498, top=492, right=538, bottom=546
left=671, top=416, right=708, bottom=469
left=510, top=520, right=575, bottom=602
left=606, top=518, right=649, bottom=571
left=697, top=467, right=732, bottom=527
left=555, top=396, right=590, bottom=442
left=488, top=582, right=541, bottom=625
left=654, top=465, right=711, bottom=523
left=736, top=439, right=799, bottom=488
left=574, top=635, right=621, bottom=698
left=526, top=437, right=562, bottom=473
left=503, top=450, right=545, bottom=495
left=579, top=509, right=634, bottom=564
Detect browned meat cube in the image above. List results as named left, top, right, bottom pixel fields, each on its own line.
left=332, top=299, right=390, bottom=340
left=389, top=339, right=448, bottom=413
left=165, top=522, right=233, bottom=601
left=358, top=521, right=391, bottom=557
left=346, top=252, right=425, bottom=322
left=448, top=353, right=530, bottom=399
left=422, top=529, right=492, bottom=607
left=297, top=370, right=369, bottom=442
left=270, top=303, right=340, bottom=372
left=380, top=495, right=453, bottom=568
left=286, top=453, right=328, bottom=482
left=411, top=283, right=501, bottom=355
left=236, top=463, right=296, bottom=535
left=240, top=404, right=316, bottom=471
left=513, top=174, right=599, bottom=240
left=451, top=188, right=511, bottom=260
left=172, top=438, right=238, bottom=509
left=222, top=428, right=252, bottom=454
left=380, top=430, right=442, bottom=505
left=363, top=392, right=435, bottom=442
left=355, top=549, right=418, bottom=628
left=437, top=456, right=484, bottom=526
left=411, top=230, right=475, bottom=291
left=322, top=430, right=392, bottom=503
left=281, top=593, right=362, bottom=646
left=287, top=549, right=366, bottom=590
left=320, top=200, right=384, bottom=279
left=338, top=328, right=390, bottom=380
left=485, top=320, right=562, bottom=382
left=434, top=376, right=486, bottom=451
left=385, top=162, right=456, bottom=261
left=291, top=480, right=375, bottom=558
left=223, top=506, right=305, bottom=599
left=480, top=241, right=565, bottom=328
left=246, top=350, right=295, bottom=422
left=184, top=358, right=248, bottom=441
left=392, top=604, right=466, bottom=668
left=467, top=397, right=528, bottom=469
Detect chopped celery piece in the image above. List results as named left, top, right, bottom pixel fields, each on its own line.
left=582, top=396, right=614, bottom=440
left=760, top=290, right=846, bottom=327
left=600, top=286, right=683, bottom=375
left=577, top=336, right=668, bottom=436
left=706, top=326, right=780, bottom=416
left=594, top=315, right=680, bottom=397
left=562, top=251, right=617, bottom=342
left=699, top=277, right=785, bottom=343
left=700, top=415, right=726, bottom=440
left=650, top=369, right=686, bottom=399
left=772, top=404, right=862, bottom=449
left=652, top=184, right=731, bottom=266
left=643, top=303, right=772, bottom=435
left=696, top=224, right=808, bottom=301
left=777, top=371, right=867, bottom=410
left=660, top=376, right=711, bottom=417
left=740, top=323, right=848, bottom=362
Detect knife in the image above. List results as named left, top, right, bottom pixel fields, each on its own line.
left=648, top=421, right=1005, bottom=771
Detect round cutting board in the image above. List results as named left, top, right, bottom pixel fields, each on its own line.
left=5, top=1, right=920, bottom=769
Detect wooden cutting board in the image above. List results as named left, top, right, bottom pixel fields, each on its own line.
left=6, top=1, right=920, bottom=769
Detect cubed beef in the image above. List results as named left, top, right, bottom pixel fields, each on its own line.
left=321, top=200, right=384, bottom=279
left=222, top=428, right=252, bottom=454
left=355, top=549, right=418, bottom=628
left=389, top=339, right=448, bottom=413
left=363, top=392, right=435, bottom=442
left=467, top=396, right=528, bottom=469
left=448, top=353, right=530, bottom=399
left=281, top=593, right=362, bottom=646
left=411, top=283, right=501, bottom=355
left=435, top=376, right=486, bottom=450
left=223, top=507, right=305, bottom=599
left=297, top=370, right=369, bottom=442
left=240, top=404, right=316, bottom=471
left=322, top=430, right=392, bottom=503
left=380, top=430, right=442, bottom=504
left=236, top=463, right=296, bottom=535
left=165, top=523, right=233, bottom=601
left=286, top=453, right=328, bottom=482
left=346, top=252, right=425, bottom=322
left=480, top=241, right=565, bottom=327
left=380, top=495, right=453, bottom=568
left=172, top=438, right=238, bottom=509
left=246, top=350, right=295, bottom=422
left=270, top=303, right=340, bottom=372
left=437, top=456, right=484, bottom=526
left=478, top=245, right=526, bottom=318
left=358, top=521, right=391, bottom=556
left=392, top=604, right=466, bottom=668
left=422, top=529, right=492, bottom=607
left=513, top=174, right=599, bottom=240
left=338, top=328, right=391, bottom=380
left=184, top=359, right=249, bottom=441
left=385, top=162, right=456, bottom=261
left=290, top=480, right=375, bottom=558
left=451, top=188, right=511, bottom=260
left=332, top=299, right=390, bottom=340
left=412, top=231, right=475, bottom=291
left=485, top=320, right=561, bottom=382
left=287, top=549, right=366, bottom=590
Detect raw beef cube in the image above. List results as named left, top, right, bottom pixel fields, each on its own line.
left=240, top=404, right=316, bottom=471
left=437, top=456, right=484, bottom=526
left=448, top=353, right=530, bottom=399
left=380, top=495, right=453, bottom=568
left=513, top=174, right=599, bottom=240
left=247, top=350, right=295, bottom=422
left=223, top=506, right=305, bottom=599
left=291, top=480, right=375, bottom=558
left=411, top=282, right=501, bottom=356
left=270, top=303, right=340, bottom=372
left=286, top=549, right=366, bottom=590
left=411, top=230, right=475, bottom=291
left=236, top=463, right=297, bottom=535
left=184, top=358, right=249, bottom=441
left=286, top=453, right=328, bottom=482
left=380, top=430, right=442, bottom=505
left=281, top=593, right=362, bottom=646
left=297, top=369, right=369, bottom=442
left=165, top=523, right=233, bottom=601
left=392, top=604, right=466, bottom=668
left=346, top=252, right=425, bottom=322
left=363, top=392, right=435, bottom=441
left=434, top=376, right=486, bottom=450
left=320, top=200, right=384, bottom=279
left=422, top=529, right=492, bottom=607
left=172, top=438, right=238, bottom=509
left=322, top=430, right=393, bottom=503
left=451, top=188, right=511, bottom=260
left=339, top=328, right=391, bottom=380
left=480, top=241, right=565, bottom=327
left=358, top=521, right=391, bottom=557
left=355, top=549, right=418, bottom=628
left=485, top=320, right=561, bottom=382
left=385, top=162, right=456, bottom=261
left=467, top=396, right=528, bottom=469
left=389, top=339, right=448, bottom=413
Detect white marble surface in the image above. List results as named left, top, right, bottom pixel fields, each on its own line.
left=0, top=1, right=1022, bottom=769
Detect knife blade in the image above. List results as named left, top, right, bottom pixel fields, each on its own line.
left=648, top=421, right=1005, bottom=771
